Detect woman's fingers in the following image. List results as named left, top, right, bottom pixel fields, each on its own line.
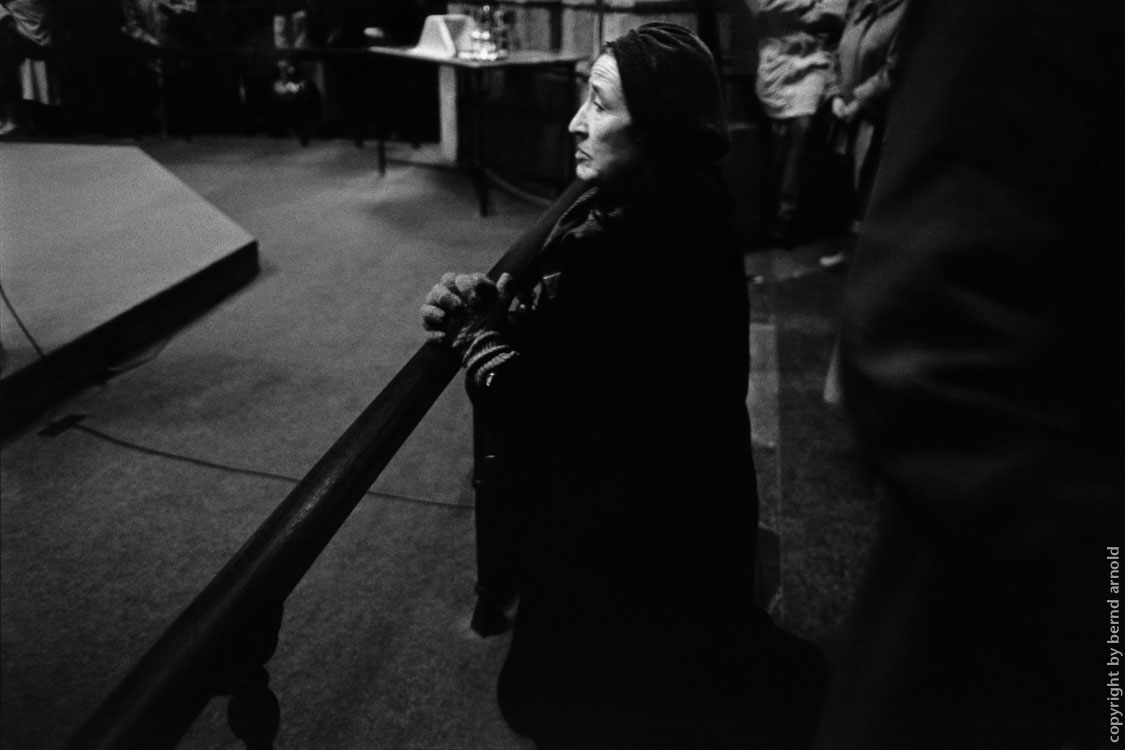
left=425, top=283, right=464, bottom=312
left=496, top=272, right=514, bottom=303
left=454, top=272, right=492, bottom=308
left=423, top=270, right=514, bottom=347
left=436, top=271, right=513, bottom=311
left=420, top=303, right=446, bottom=330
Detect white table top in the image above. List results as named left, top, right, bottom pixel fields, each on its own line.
left=365, top=46, right=587, bottom=69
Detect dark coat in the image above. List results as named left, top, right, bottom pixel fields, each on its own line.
left=470, top=167, right=766, bottom=747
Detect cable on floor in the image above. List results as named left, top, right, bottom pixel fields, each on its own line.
left=0, top=279, right=174, bottom=384
left=7, top=283, right=469, bottom=513
left=0, top=279, right=51, bottom=362
left=67, top=420, right=474, bottom=513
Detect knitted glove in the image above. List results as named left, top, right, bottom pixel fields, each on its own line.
left=421, top=272, right=514, bottom=354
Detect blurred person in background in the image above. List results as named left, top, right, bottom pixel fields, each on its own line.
left=752, top=0, right=845, bottom=247
left=0, top=0, right=56, bottom=136
left=817, top=0, right=907, bottom=269
left=120, top=0, right=203, bottom=134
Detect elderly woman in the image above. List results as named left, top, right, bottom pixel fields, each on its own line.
left=423, top=24, right=823, bottom=749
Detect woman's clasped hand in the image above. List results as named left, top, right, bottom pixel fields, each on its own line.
left=421, top=271, right=513, bottom=349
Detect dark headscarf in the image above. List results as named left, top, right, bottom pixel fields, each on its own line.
left=606, top=22, right=730, bottom=162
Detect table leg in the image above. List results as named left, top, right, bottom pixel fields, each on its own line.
left=468, top=68, right=490, bottom=217
left=374, top=59, right=387, bottom=175
left=438, top=66, right=459, bottom=163
left=352, top=54, right=367, bottom=149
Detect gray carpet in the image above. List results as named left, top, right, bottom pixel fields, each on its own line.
left=745, top=241, right=881, bottom=649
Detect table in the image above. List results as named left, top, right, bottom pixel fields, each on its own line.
left=364, top=47, right=586, bottom=216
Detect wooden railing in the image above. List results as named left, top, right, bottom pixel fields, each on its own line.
left=62, top=178, right=588, bottom=750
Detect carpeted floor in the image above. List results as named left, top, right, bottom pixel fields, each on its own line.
left=1, top=136, right=878, bottom=750
left=746, top=240, right=883, bottom=647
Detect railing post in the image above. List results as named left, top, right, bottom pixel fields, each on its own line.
left=227, top=666, right=280, bottom=750
left=215, top=599, right=285, bottom=750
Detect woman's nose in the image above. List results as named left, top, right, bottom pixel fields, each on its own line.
left=568, top=102, right=587, bottom=136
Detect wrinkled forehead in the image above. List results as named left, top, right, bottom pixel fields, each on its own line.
left=589, top=53, right=627, bottom=108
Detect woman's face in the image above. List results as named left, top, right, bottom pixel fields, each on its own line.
left=568, top=53, right=642, bottom=187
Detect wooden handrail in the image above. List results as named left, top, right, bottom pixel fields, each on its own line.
left=63, top=178, right=588, bottom=750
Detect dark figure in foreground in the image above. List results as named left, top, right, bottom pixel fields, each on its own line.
left=820, top=1, right=1125, bottom=748
left=424, top=23, right=825, bottom=750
